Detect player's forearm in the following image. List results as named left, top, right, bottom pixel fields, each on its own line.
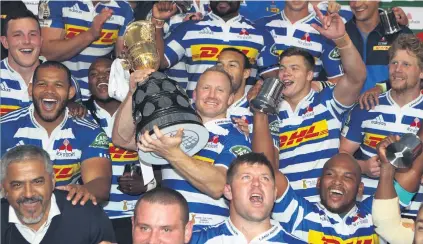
left=154, top=27, right=168, bottom=70
left=375, top=164, right=396, bottom=199
left=252, top=113, right=278, bottom=171
left=84, top=177, right=111, bottom=203
left=167, top=149, right=226, bottom=199
left=41, top=31, right=95, bottom=61
left=336, top=34, right=366, bottom=87
left=112, top=92, right=137, bottom=151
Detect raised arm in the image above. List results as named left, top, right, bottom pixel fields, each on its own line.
left=112, top=69, right=155, bottom=151
left=41, top=6, right=113, bottom=61
left=311, top=5, right=366, bottom=107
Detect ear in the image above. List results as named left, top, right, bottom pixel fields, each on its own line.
left=227, top=93, right=234, bottom=106
left=419, top=70, right=423, bottom=80
left=273, top=186, right=278, bottom=202
left=51, top=173, right=56, bottom=191
left=68, top=86, right=76, bottom=100
left=316, top=177, right=321, bottom=189
left=306, top=69, right=314, bottom=82
left=243, top=68, right=251, bottom=81
left=0, top=36, right=9, bottom=50
left=28, top=83, right=33, bottom=97
left=223, top=184, right=233, bottom=201
left=184, top=220, right=194, bottom=243
left=357, top=182, right=364, bottom=197
left=192, top=89, right=197, bottom=103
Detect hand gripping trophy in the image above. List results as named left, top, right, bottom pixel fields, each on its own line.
left=122, top=21, right=209, bottom=165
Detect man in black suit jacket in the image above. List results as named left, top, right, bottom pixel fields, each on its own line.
left=0, top=145, right=115, bottom=244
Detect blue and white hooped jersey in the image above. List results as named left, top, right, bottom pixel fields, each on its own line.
left=164, top=12, right=278, bottom=98
left=342, top=90, right=423, bottom=216
left=89, top=102, right=140, bottom=219
left=190, top=218, right=304, bottom=244
left=272, top=184, right=378, bottom=243
left=0, top=105, right=111, bottom=186
left=161, top=118, right=251, bottom=230
left=39, top=0, right=134, bottom=100
left=255, top=11, right=344, bottom=80
left=0, top=58, right=32, bottom=116
left=276, top=88, right=351, bottom=202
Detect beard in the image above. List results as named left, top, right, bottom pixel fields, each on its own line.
left=210, top=1, right=241, bottom=17
left=33, top=97, right=68, bottom=122
left=16, top=196, right=45, bottom=224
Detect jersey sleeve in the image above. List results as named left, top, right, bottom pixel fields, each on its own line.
left=81, top=125, right=111, bottom=162
left=341, top=104, right=365, bottom=143
left=321, top=39, right=344, bottom=79
left=163, top=22, right=190, bottom=68
left=272, top=183, right=314, bottom=234
left=118, top=4, right=134, bottom=37
left=256, top=29, right=279, bottom=75
left=318, top=87, right=353, bottom=122
left=39, top=0, right=65, bottom=29
left=214, top=133, right=252, bottom=169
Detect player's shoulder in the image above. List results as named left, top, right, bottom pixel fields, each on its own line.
left=0, top=106, right=30, bottom=124
left=69, top=116, right=103, bottom=131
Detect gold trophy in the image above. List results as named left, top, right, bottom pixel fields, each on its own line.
left=122, top=21, right=160, bottom=71
left=122, top=21, right=209, bottom=165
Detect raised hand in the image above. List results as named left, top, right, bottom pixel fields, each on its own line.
left=129, top=69, right=155, bottom=94
left=89, top=8, right=113, bottom=40
left=152, top=1, right=178, bottom=21
left=311, top=4, right=345, bottom=40
left=56, top=184, right=97, bottom=206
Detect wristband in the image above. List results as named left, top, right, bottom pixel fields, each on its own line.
left=333, top=33, right=352, bottom=49
left=394, top=180, right=416, bottom=207
left=152, top=17, right=165, bottom=29
left=146, top=178, right=157, bottom=192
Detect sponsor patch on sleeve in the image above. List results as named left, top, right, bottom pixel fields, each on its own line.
left=329, top=47, right=341, bottom=60
left=89, top=132, right=109, bottom=149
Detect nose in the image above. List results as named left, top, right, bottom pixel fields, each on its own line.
left=251, top=176, right=261, bottom=187
left=279, top=69, right=291, bottom=80
left=23, top=183, right=34, bottom=198
left=22, top=34, right=31, bottom=44
left=148, top=229, right=160, bottom=244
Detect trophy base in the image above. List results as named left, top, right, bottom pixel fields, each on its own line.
left=138, top=123, right=209, bottom=165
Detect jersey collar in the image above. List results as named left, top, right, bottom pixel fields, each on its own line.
left=281, top=9, right=316, bottom=25
left=279, top=89, right=315, bottom=116
left=208, top=12, right=242, bottom=25
left=226, top=218, right=283, bottom=242
left=386, top=89, right=423, bottom=109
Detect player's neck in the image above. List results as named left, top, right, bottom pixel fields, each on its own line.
left=355, top=14, right=380, bottom=34
left=285, top=87, right=312, bottom=112
left=94, top=98, right=121, bottom=116
left=7, top=56, right=39, bottom=86
left=229, top=215, right=272, bottom=243
left=34, top=111, right=66, bottom=136
left=200, top=112, right=227, bottom=124
left=234, top=85, right=246, bottom=103
left=390, top=87, right=421, bottom=107
left=221, top=12, right=239, bottom=22
left=284, top=8, right=310, bottom=24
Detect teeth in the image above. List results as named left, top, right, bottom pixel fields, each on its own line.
left=97, top=83, right=109, bottom=88
left=330, top=189, right=344, bottom=195
left=250, top=193, right=263, bottom=203
left=20, top=48, right=33, bottom=52
left=43, top=99, right=57, bottom=102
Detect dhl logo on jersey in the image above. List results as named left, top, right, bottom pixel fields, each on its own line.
left=64, top=24, right=118, bottom=45
left=279, top=120, right=329, bottom=150
left=109, top=143, right=138, bottom=162
left=0, top=105, right=20, bottom=117
left=53, top=163, right=81, bottom=182
left=191, top=44, right=258, bottom=64
left=308, top=230, right=379, bottom=244
left=363, top=133, right=386, bottom=149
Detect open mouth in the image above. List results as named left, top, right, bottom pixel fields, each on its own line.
left=329, top=189, right=344, bottom=199
left=97, top=82, right=109, bottom=92
left=282, top=80, right=294, bottom=87
left=19, top=48, right=34, bottom=55
left=42, top=98, right=58, bottom=111
left=249, top=193, right=264, bottom=204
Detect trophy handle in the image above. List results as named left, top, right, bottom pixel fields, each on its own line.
left=121, top=59, right=132, bottom=71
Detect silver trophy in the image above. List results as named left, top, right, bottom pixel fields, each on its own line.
left=250, top=77, right=285, bottom=114
left=379, top=8, right=402, bottom=35
left=386, top=133, right=422, bottom=169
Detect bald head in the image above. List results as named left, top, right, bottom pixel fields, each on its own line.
left=323, top=153, right=362, bottom=179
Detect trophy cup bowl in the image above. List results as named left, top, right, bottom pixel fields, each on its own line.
left=250, top=77, right=285, bottom=115
left=386, top=133, right=423, bottom=169
left=379, top=8, right=402, bottom=35
left=123, top=21, right=209, bottom=165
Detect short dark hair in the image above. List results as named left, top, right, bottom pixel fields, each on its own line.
left=279, top=47, right=315, bottom=71
left=33, top=61, right=72, bottom=86
left=134, top=187, right=189, bottom=225
left=220, top=47, right=252, bottom=69
left=226, top=152, right=275, bottom=184
left=2, top=10, right=40, bottom=36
